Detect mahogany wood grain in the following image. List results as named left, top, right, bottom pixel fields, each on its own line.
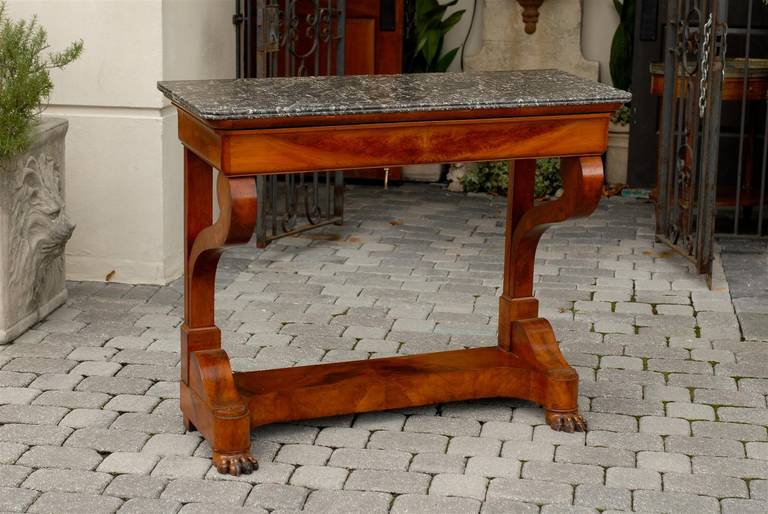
left=177, top=99, right=612, bottom=475
left=199, top=115, right=609, bottom=175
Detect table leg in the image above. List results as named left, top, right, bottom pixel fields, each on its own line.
left=180, top=148, right=259, bottom=475
left=499, top=156, right=604, bottom=432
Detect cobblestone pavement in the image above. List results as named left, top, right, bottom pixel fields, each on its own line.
left=0, top=184, right=766, bottom=513
left=719, top=238, right=768, bottom=342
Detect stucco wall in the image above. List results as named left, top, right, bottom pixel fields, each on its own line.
left=444, top=0, right=619, bottom=83
left=4, top=0, right=234, bottom=284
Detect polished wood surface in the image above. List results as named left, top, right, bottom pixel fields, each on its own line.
left=176, top=96, right=613, bottom=475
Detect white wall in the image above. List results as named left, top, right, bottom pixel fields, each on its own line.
left=582, top=0, right=621, bottom=84
left=444, top=0, right=619, bottom=82
left=5, top=0, right=235, bottom=285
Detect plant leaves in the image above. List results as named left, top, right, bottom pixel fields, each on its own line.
left=435, top=47, right=459, bottom=72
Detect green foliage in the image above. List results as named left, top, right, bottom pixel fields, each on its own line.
left=460, top=161, right=508, bottom=194
left=0, top=1, right=83, bottom=160
left=611, top=105, right=632, bottom=125
left=534, top=159, right=562, bottom=199
left=405, top=0, right=465, bottom=73
left=460, top=159, right=562, bottom=198
left=610, top=0, right=634, bottom=92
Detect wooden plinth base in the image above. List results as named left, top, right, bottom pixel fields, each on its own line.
left=180, top=317, right=586, bottom=476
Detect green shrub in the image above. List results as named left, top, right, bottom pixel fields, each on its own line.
left=460, top=159, right=562, bottom=198
left=534, top=159, right=562, bottom=198
left=0, top=1, right=83, bottom=160
left=460, top=161, right=508, bottom=195
left=611, top=105, right=632, bottom=125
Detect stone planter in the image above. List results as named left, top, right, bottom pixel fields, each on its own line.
left=0, top=118, right=74, bottom=343
left=402, top=163, right=443, bottom=182
left=606, top=121, right=630, bottom=185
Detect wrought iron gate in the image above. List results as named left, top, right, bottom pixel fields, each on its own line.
left=234, top=0, right=346, bottom=247
left=656, top=0, right=728, bottom=278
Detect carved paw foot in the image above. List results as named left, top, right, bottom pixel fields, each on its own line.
left=212, top=451, right=258, bottom=476
left=546, top=410, right=587, bottom=433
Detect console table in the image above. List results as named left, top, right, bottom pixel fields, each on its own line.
left=159, top=71, right=630, bottom=476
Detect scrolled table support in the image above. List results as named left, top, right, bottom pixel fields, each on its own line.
left=498, top=156, right=604, bottom=432
left=180, top=148, right=258, bottom=475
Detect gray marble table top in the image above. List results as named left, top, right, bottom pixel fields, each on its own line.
left=158, top=70, right=630, bottom=122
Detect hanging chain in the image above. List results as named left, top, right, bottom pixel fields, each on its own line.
left=699, top=13, right=713, bottom=118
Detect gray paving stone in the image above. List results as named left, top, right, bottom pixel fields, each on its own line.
left=60, top=408, right=120, bottom=429
left=345, top=469, right=430, bottom=494
left=111, top=413, right=183, bottom=434
left=77, top=376, right=152, bottom=396
left=692, top=420, right=767, bottom=441
left=665, top=435, right=745, bottom=457
left=721, top=499, right=768, bottom=514
left=289, top=464, right=348, bottom=489
left=22, top=468, right=113, bottom=494
left=523, top=461, right=604, bottom=485
left=479, top=498, right=539, bottom=514
left=636, top=451, right=690, bottom=472
left=0, top=386, right=42, bottom=405
left=275, top=444, right=332, bottom=466
left=245, top=483, right=308, bottom=511
left=70, top=361, right=122, bottom=377
left=404, top=415, right=480, bottom=436
left=28, top=373, right=83, bottom=392
left=4, top=357, right=77, bottom=375
left=486, top=477, right=573, bottom=504
left=0, top=441, right=28, bottom=464
left=574, top=484, right=631, bottom=511
left=0, top=464, right=32, bottom=487
left=161, top=478, right=251, bottom=506
left=302, top=490, right=391, bottom=514
left=327, top=448, right=410, bottom=471
left=692, top=456, right=768, bottom=478
left=29, top=492, right=123, bottom=514
left=392, top=493, right=481, bottom=514
left=103, top=475, right=168, bottom=499
left=556, top=445, right=635, bottom=468
left=633, top=490, right=720, bottom=513
left=0, top=424, right=71, bottom=446
left=314, top=427, right=370, bottom=448
left=465, top=456, right=520, bottom=478
left=501, top=440, right=556, bottom=461
left=0, top=485, right=39, bottom=512
left=18, top=445, right=103, bottom=471
left=429, top=473, right=487, bottom=501
left=151, top=456, right=211, bottom=480
left=480, top=421, right=532, bottom=441
left=367, top=430, right=447, bottom=453
left=140, top=434, right=201, bottom=457
left=116, top=498, right=181, bottom=514
left=65, top=428, right=149, bottom=453
left=663, top=471, right=748, bottom=498
left=446, top=436, right=501, bottom=457
left=409, top=452, right=465, bottom=474
left=750, top=479, right=768, bottom=499
left=97, top=453, right=159, bottom=475
left=0, top=404, right=68, bottom=425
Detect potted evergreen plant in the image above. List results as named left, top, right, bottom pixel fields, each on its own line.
left=402, top=0, right=464, bottom=182
left=606, top=0, right=634, bottom=185
left=0, top=2, right=82, bottom=343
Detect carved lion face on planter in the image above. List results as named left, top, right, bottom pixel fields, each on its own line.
left=8, top=154, right=75, bottom=312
